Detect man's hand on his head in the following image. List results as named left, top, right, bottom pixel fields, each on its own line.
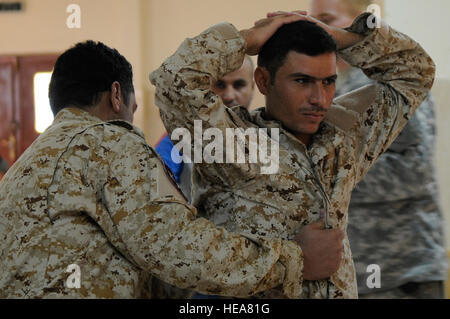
left=239, top=12, right=307, bottom=56
left=259, top=10, right=364, bottom=51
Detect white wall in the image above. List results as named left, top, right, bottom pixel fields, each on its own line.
left=384, top=0, right=450, bottom=78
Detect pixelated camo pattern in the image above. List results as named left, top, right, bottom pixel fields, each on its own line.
left=0, top=107, right=305, bottom=298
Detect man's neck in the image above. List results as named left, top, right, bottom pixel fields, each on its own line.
left=262, top=108, right=312, bottom=147
left=294, top=133, right=311, bottom=147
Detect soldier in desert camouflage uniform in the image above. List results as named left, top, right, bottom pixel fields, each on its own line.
left=150, top=11, right=435, bottom=298
left=0, top=40, right=308, bottom=298
left=310, top=0, right=447, bottom=299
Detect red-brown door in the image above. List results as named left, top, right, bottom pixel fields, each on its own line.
left=0, top=54, right=58, bottom=178
left=16, top=55, right=58, bottom=157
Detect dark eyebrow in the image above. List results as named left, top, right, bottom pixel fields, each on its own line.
left=233, top=79, right=247, bottom=84
left=289, top=72, right=337, bottom=81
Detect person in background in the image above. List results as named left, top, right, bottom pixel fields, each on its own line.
left=155, top=55, right=255, bottom=202
left=310, top=0, right=448, bottom=299
left=210, top=55, right=255, bottom=109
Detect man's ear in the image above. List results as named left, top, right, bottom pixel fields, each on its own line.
left=110, top=81, right=123, bottom=114
left=254, top=67, right=271, bottom=96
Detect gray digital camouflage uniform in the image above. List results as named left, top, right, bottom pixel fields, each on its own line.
left=339, top=67, right=448, bottom=297
left=0, top=107, right=306, bottom=298
left=150, top=14, right=435, bottom=298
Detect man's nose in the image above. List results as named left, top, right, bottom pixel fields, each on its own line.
left=221, top=86, right=236, bottom=105
left=309, top=82, right=327, bottom=108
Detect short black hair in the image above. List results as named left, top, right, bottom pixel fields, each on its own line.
left=49, top=40, right=134, bottom=116
left=258, top=21, right=337, bottom=83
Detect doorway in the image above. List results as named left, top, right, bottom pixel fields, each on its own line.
left=0, top=54, right=58, bottom=178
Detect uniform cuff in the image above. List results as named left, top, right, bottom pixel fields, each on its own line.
left=278, top=240, right=304, bottom=298
left=205, top=22, right=247, bottom=78
left=339, top=12, right=390, bottom=68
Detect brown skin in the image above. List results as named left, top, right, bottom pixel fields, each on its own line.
left=211, top=57, right=255, bottom=109
left=240, top=12, right=363, bottom=280
left=297, top=222, right=345, bottom=280
left=87, top=81, right=138, bottom=123
left=255, top=51, right=337, bottom=146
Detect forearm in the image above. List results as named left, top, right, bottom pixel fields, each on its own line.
left=108, top=198, right=304, bottom=298
left=331, top=14, right=435, bottom=183
left=134, top=204, right=304, bottom=298
left=149, top=22, right=246, bottom=135
left=351, top=97, right=438, bottom=202
left=151, top=23, right=264, bottom=185
left=339, top=13, right=435, bottom=114
left=103, top=140, right=304, bottom=298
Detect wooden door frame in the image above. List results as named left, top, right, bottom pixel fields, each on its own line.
left=0, top=54, right=59, bottom=163
left=16, top=54, right=58, bottom=157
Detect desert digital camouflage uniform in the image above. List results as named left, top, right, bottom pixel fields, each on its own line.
left=150, top=13, right=435, bottom=298
left=0, top=107, right=306, bottom=298
left=338, top=68, right=448, bottom=298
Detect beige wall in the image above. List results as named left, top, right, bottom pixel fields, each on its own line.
left=0, top=0, right=147, bottom=132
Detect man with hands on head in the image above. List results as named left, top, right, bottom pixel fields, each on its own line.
left=0, top=40, right=308, bottom=299
left=150, top=10, right=434, bottom=298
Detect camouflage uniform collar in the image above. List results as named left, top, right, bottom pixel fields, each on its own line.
left=250, top=107, right=335, bottom=164
left=53, top=107, right=103, bottom=124
left=53, top=107, right=146, bottom=140
left=251, top=107, right=334, bottom=142
left=250, top=107, right=282, bottom=130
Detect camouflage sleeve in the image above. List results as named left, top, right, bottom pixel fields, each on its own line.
left=333, top=13, right=436, bottom=185
left=149, top=22, right=245, bottom=133
left=149, top=23, right=262, bottom=187
left=101, top=135, right=304, bottom=298
left=351, top=95, right=438, bottom=203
